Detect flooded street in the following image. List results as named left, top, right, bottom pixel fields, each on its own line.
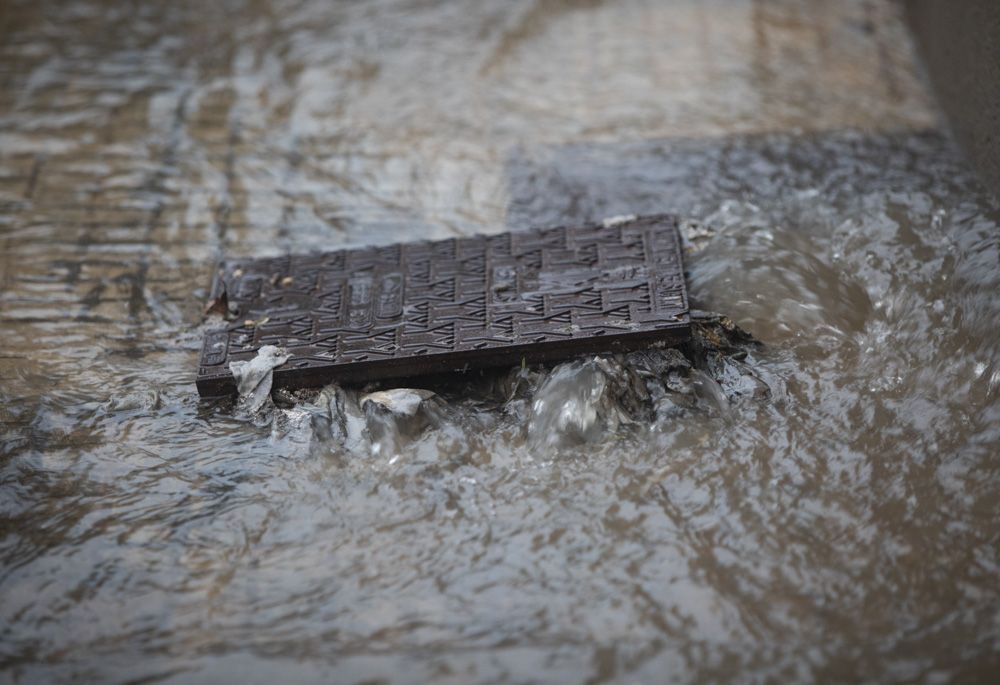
left=2, top=0, right=999, bottom=682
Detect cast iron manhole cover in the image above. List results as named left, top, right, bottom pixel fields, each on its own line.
left=196, top=214, right=690, bottom=396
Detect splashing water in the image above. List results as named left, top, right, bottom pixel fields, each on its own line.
left=255, top=313, right=765, bottom=467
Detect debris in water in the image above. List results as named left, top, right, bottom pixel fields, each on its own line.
left=242, top=315, right=270, bottom=328
left=689, top=310, right=759, bottom=355
left=360, top=388, right=438, bottom=417
left=202, top=281, right=230, bottom=317
left=229, top=345, right=290, bottom=415
left=678, top=218, right=717, bottom=254
left=601, top=213, right=638, bottom=227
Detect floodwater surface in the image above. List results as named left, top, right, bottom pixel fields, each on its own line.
left=1, top=0, right=999, bottom=683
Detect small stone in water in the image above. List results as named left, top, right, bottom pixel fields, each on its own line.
left=360, top=389, right=437, bottom=417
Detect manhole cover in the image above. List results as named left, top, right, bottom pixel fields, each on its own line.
left=196, top=214, right=690, bottom=396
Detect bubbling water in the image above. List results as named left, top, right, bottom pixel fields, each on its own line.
left=257, top=311, right=768, bottom=463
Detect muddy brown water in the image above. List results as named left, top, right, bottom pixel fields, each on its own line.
left=1, top=1, right=999, bottom=683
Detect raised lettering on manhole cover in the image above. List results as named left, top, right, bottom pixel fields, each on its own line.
left=196, top=214, right=690, bottom=396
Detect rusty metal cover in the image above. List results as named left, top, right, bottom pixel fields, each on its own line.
left=196, top=215, right=690, bottom=396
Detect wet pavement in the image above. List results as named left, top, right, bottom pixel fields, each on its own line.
left=1, top=1, right=999, bottom=683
